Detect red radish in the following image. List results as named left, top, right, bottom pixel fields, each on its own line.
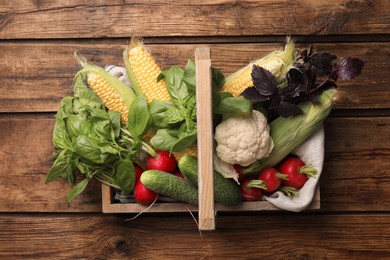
left=240, top=178, right=263, bottom=201
left=146, top=150, right=177, bottom=173
left=279, top=157, right=317, bottom=189
left=134, top=181, right=158, bottom=205
left=174, top=172, right=184, bottom=178
left=257, top=167, right=288, bottom=193
left=134, top=165, right=143, bottom=181
left=233, top=164, right=246, bottom=181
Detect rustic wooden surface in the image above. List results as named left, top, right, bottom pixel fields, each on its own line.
left=1, top=0, right=390, bottom=258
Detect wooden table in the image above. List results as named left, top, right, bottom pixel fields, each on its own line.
left=1, top=1, right=389, bottom=258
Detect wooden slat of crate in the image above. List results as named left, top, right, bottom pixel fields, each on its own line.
left=102, top=184, right=320, bottom=213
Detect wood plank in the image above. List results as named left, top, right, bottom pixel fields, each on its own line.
left=102, top=184, right=320, bottom=213
left=0, top=0, right=389, bottom=39
left=195, top=47, right=215, bottom=230
left=0, top=114, right=101, bottom=213
left=0, top=213, right=389, bottom=259
left=322, top=117, right=390, bottom=211
left=0, top=115, right=389, bottom=212
left=0, top=41, right=389, bottom=112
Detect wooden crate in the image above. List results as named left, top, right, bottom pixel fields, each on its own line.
left=101, top=47, right=321, bottom=229
left=102, top=184, right=321, bottom=213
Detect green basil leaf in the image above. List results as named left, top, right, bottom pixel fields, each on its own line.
left=150, top=129, right=179, bottom=151
left=171, top=122, right=197, bottom=152
left=179, top=120, right=197, bottom=138
left=113, top=158, right=136, bottom=195
left=148, top=100, right=176, bottom=129
left=87, top=107, right=109, bottom=120
left=159, top=66, right=189, bottom=109
left=220, top=92, right=233, bottom=98
left=183, top=59, right=196, bottom=96
left=171, top=134, right=197, bottom=153
left=76, top=161, right=93, bottom=175
left=59, top=96, right=74, bottom=117
left=93, top=119, right=113, bottom=140
left=214, top=96, right=253, bottom=116
left=73, top=72, right=88, bottom=96
left=45, top=149, right=74, bottom=184
left=73, top=74, right=102, bottom=109
left=66, top=178, right=89, bottom=203
left=185, top=96, right=197, bottom=120
left=108, top=111, right=121, bottom=138
left=65, top=114, right=84, bottom=138
left=63, top=157, right=79, bottom=185
left=212, top=84, right=222, bottom=111
left=53, top=115, right=72, bottom=150
left=127, top=96, right=151, bottom=139
left=163, top=107, right=185, bottom=125
left=212, top=67, right=226, bottom=89
left=100, top=145, right=119, bottom=155
left=74, top=135, right=113, bottom=164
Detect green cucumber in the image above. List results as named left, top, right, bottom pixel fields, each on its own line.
left=178, top=155, right=242, bottom=206
left=140, top=170, right=198, bottom=205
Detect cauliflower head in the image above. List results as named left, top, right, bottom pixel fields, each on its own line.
left=214, top=110, right=274, bottom=166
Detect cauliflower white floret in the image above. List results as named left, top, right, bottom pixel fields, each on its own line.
left=214, top=110, right=274, bottom=166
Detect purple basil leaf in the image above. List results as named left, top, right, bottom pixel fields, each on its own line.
left=310, top=52, right=337, bottom=77
left=269, top=95, right=282, bottom=109
left=251, top=65, right=278, bottom=96
left=277, top=101, right=303, bottom=117
left=241, top=87, right=269, bottom=102
left=333, top=57, right=365, bottom=80
left=287, top=68, right=304, bottom=84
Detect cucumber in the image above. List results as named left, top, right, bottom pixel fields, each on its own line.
left=178, top=155, right=242, bottom=206
left=140, top=170, right=198, bottom=205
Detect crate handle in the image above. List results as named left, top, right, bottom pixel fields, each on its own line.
left=195, top=47, right=215, bottom=231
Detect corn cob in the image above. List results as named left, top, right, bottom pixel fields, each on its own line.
left=123, top=37, right=171, bottom=104
left=172, top=143, right=198, bottom=162
left=243, top=88, right=337, bottom=175
left=221, top=37, right=296, bottom=97
left=75, top=52, right=136, bottom=124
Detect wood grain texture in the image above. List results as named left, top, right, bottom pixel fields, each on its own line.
left=0, top=114, right=389, bottom=213
left=0, top=213, right=389, bottom=259
left=0, top=41, right=388, bottom=113
left=0, top=114, right=101, bottom=213
left=322, top=117, right=390, bottom=211
left=195, top=47, right=215, bottom=230
left=0, top=0, right=389, bottom=39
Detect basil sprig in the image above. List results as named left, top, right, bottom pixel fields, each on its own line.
left=46, top=72, right=154, bottom=203
left=149, top=59, right=252, bottom=153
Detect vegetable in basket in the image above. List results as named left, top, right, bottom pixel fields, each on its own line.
left=241, top=44, right=365, bottom=175
left=214, top=110, right=274, bottom=167
left=221, top=37, right=296, bottom=97
left=46, top=57, right=157, bottom=203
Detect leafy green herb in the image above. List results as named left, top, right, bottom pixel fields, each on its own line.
left=149, top=59, right=252, bottom=153
left=214, top=93, right=253, bottom=117
left=127, top=96, right=151, bottom=140
left=241, top=48, right=365, bottom=118
left=113, top=158, right=136, bottom=195
left=66, top=178, right=90, bottom=204
left=46, top=71, right=156, bottom=203
left=157, top=65, right=190, bottom=109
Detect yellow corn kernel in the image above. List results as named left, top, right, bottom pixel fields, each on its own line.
left=172, top=143, right=198, bottom=162
left=87, top=73, right=129, bottom=124
left=222, top=38, right=296, bottom=97
left=125, top=37, right=171, bottom=104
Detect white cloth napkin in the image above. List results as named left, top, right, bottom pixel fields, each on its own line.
left=264, top=125, right=324, bottom=212
left=105, top=65, right=131, bottom=87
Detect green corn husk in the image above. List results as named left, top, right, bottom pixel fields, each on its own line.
left=221, top=37, right=296, bottom=97
left=243, top=88, right=337, bottom=175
